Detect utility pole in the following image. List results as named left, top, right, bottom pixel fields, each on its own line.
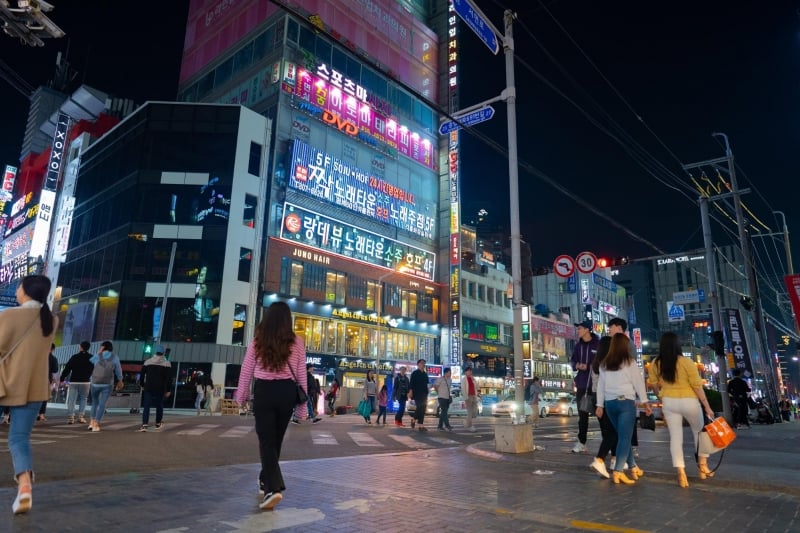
left=775, top=211, right=794, bottom=277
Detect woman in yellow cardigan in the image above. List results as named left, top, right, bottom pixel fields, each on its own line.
left=648, top=332, right=715, bottom=488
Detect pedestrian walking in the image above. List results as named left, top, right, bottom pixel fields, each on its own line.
left=194, top=374, right=205, bottom=416
left=306, top=364, right=322, bottom=422
left=138, top=345, right=173, bottom=432
left=436, top=367, right=453, bottom=431
left=0, top=275, right=58, bottom=515
left=203, top=375, right=215, bottom=415
left=362, top=369, right=378, bottom=425
left=36, top=344, right=58, bottom=421
left=727, top=368, right=751, bottom=429
left=326, top=379, right=339, bottom=417
left=392, top=366, right=410, bottom=426
left=377, top=384, right=389, bottom=426
left=607, top=318, right=640, bottom=458
left=236, top=301, right=307, bottom=511
left=779, top=397, right=791, bottom=422
left=460, top=365, right=480, bottom=432
left=88, top=341, right=124, bottom=432
left=60, top=340, right=94, bottom=425
left=647, top=332, right=716, bottom=488
left=595, top=333, right=649, bottom=485
left=589, top=336, right=617, bottom=479
left=409, top=358, right=429, bottom=432
left=570, top=319, right=599, bottom=453
left=529, top=376, right=542, bottom=428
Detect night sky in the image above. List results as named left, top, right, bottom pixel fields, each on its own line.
left=1, top=0, right=798, bottom=274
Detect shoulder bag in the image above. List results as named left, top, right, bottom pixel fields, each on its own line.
left=287, top=362, right=308, bottom=406
left=0, top=318, right=40, bottom=399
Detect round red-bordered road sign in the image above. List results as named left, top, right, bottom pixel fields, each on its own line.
left=576, top=251, right=598, bottom=274
left=553, top=255, right=575, bottom=278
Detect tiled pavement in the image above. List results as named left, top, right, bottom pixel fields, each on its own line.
left=2, top=416, right=798, bottom=532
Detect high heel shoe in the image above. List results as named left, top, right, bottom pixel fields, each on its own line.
left=12, top=484, right=32, bottom=515
left=676, top=467, right=689, bottom=488
left=612, top=471, right=635, bottom=485
left=630, top=466, right=644, bottom=480
left=697, top=458, right=715, bottom=480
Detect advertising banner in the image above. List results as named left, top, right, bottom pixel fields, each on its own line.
left=1, top=165, right=16, bottom=202
left=784, top=274, right=800, bottom=332
left=725, top=308, right=754, bottom=377
left=279, top=202, right=435, bottom=280
left=44, top=113, right=70, bottom=191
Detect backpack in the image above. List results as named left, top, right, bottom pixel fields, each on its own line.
left=92, top=356, right=115, bottom=385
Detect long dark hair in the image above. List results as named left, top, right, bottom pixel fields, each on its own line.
left=601, top=333, right=633, bottom=371
left=592, top=336, right=612, bottom=374
left=254, top=301, right=296, bottom=371
left=654, top=332, right=681, bottom=383
left=21, top=275, right=54, bottom=337
left=366, top=369, right=375, bottom=382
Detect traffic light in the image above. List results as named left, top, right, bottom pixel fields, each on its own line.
left=597, top=258, right=609, bottom=268
left=143, top=342, right=154, bottom=356
left=711, top=331, right=725, bottom=356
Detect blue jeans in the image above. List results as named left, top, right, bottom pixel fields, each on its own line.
left=604, top=398, right=637, bottom=471
left=8, top=402, right=40, bottom=478
left=142, top=390, right=166, bottom=425
left=90, top=384, right=113, bottom=423
left=66, top=383, right=90, bottom=418
left=306, top=395, right=316, bottom=418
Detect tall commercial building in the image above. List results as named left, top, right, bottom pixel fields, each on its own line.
left=172, top=0, right=453, bottom=399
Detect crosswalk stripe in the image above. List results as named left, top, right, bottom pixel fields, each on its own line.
left=219, top=426, right=253, bottom=438
left=387, top=434, right=433, bottom=448
left=102, top=422, right=144, bottom=431
left=427, top=436, right=459, bottom=445
left=311, top=430, right=338, bottom=445
left=176, top=424, right=217, bottom=435
left=347, top=432, right=384, bottom=447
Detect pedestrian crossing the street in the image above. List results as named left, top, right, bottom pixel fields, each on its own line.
left=1, top=419, right=487, bottom=452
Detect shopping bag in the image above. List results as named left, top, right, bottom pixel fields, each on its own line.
left=704, top=416, right=736, bottom=448
left=357, top=400, right=371, bottom=417
left=698, top=431, right=725, bottom=455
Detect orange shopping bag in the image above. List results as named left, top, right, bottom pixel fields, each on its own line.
left=704, top=417, right=736, bottom=448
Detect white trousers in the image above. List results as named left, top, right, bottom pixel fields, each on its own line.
left=662, top=396, right=707, bottom=468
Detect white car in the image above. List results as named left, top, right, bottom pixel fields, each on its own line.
left=541, top=396, right=577, bottom=417
left=491, top=395, right=532, bottom=418
left=408, top=388, right=483, bottom=417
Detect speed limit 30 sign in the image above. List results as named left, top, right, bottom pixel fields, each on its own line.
left=576, top=251, right=598, bottom=274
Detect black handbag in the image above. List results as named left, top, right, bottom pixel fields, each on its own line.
left=639, top=411, right=656, bottom=431
left=287, top=364, right=308, bottom=406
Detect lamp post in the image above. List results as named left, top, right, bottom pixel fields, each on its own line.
left=375, top=271, right=394, bottom=386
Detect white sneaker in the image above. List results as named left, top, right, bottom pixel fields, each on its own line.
left=632, top=446, right=639, bottom=458
left=571, top=443, right=587, bottom=453
left=590, top=458, right=610, bottom=479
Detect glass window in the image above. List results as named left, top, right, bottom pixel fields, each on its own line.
left=232, top=303, right=247, bottom=345
left=238, top=248, right=252, bottom=282
left=325, top=272, right=346, bottom=305
left=366, top=281, right=379, bottom=312
left=248, top=141, right=262, bottom=176
left=233, top=41, right=254, bottom=73
left=216, top=57, right=234, bottom=87
left=294, top=316, right=308, bottom=342
left=299, top=25, right=315, bottom=53
left=308, top=319, right=324, bottom=352
left=478, top=284, right=485, bottom=301
left=243, top=194, right=257, bottom=228
left=290, top=262, right=303, bottom=296
left=315, top=37, right=331, bottom=67
left=287, top=17, right=299, bottom=44
left=197, top=71, right=215, bottom=100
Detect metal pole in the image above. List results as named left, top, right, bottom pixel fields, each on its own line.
left=503, top=10, right=525, bottom=422
left=716, top=133, right=780, bottom=419
left=700, top=197, right=732, bottom=422
left=155, top=241, right=177, bottom=342
left=775, top=211, right=794, bottom=276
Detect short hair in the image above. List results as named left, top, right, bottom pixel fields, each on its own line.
left=80, top=341, right=91, bottom=350
left=101, top=340, right=113, bottom=351
left=443, top=367, right=451, bottom=374
left=464, top=366, right=473, bottom=373
left=732, top=368, right=742, bottom=377
left=533, top=376, right=539, bottom=382
left=306, top=363, right=314, bottom=370
left=417, top=358, right=426, bottom=364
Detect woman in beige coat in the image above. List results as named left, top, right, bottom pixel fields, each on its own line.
left=0, top=275, right=58, bottom=515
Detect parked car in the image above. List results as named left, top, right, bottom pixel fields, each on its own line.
left=542, top=396, right=577, bottom=417
left=636, top=393, right=663, bottom=420
left=491, top=395, right=532, bottom=418
left=407, top=388, right=483, bottom=417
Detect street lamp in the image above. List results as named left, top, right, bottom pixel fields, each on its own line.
left=375, top=271, right=394, bottom=386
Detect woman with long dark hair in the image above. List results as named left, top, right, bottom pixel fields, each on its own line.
left=236, top=301, right=307, bottom=511
left=648, top=332, right=715, bottom=488
left=0, top=275, right=58, bottom=515
left=595, top=333, right=650, bottom=485
left=362, top=369, right=377, bottom=425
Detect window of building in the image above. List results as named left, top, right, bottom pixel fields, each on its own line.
left=488, top=287, right=495, bottom=305
left=477, top=284, right=485, bottom=302
left=325, top=271, right=346, bottom=305
left=243, top=194, right=257, bottom=228
left=366, top=281, right=379, bottom=312
left=248, top=141, right=262, bottom=176
left=216, top=57, right=233, bottom=87
left=232, top=303, right=247, bottom=345
left=238, top=248, right=252, bottom=282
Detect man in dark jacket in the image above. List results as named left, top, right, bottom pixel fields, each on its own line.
left=408, top=359, right=429, bottom=432
left=138, top=345, right=173, bottom=432
left=305, top=364, right=322, bottom=423
left=570, top=320, right=599, bottom=453
left=393, top=365, right=410, bottom=427
left=727, top=368, right=751, bottom=428
left=60, top=341, right=94, bottom=424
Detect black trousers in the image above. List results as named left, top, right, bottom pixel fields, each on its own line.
left=253, top=379, right=296, bottom=494
left=437, top=398, right=451, bottom=429
left=415, top=395, right=428, bottom=425
left=576, top=388, right=590, bottom=444
left=395, top=397, right=407, bottom=422
left=596, top=410, right=618, bottom=459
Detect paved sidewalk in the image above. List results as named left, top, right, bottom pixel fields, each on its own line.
left=470, top=417, right=800, bottom=496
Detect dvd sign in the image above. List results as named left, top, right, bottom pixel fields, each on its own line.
left=322, top=110, right=358, bottom=136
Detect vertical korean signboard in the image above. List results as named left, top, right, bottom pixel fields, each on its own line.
left=29, top=112, right=70, bottom=261
left=447, top=4, right=461, bottom=372
left=725, top=308, right=754, bottom=378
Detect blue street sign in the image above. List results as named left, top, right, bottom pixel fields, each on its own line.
left=452, top=0, right=500, bottom=55
left=439, top=105, right=495, bottom=135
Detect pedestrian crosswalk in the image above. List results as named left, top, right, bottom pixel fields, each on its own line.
left=1, top=420, right=480, bottom=452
